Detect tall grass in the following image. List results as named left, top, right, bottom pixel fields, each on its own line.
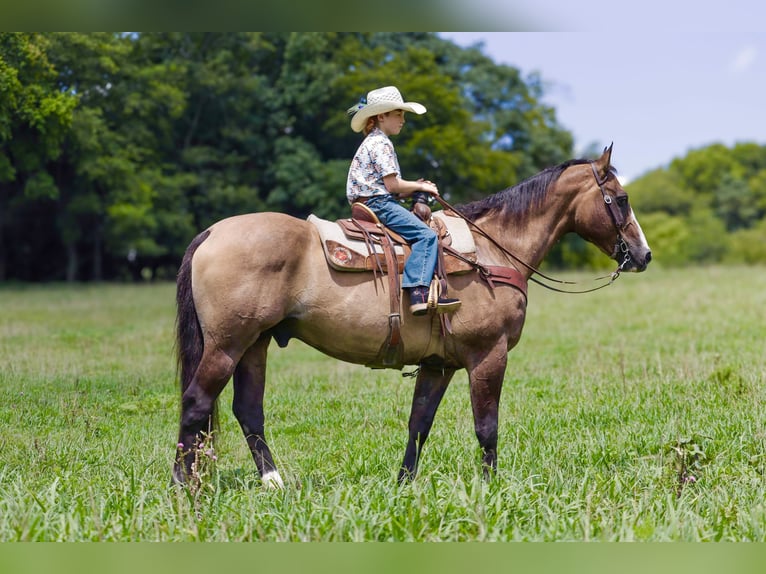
left=0, top=266, right=764, bottom=541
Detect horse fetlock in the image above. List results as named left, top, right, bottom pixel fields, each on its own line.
left=481, top=448, right=498, bottom=478
left=171, top=461, right=188, bottom=485
left=397, top=466, right=417, bottom=483
left=481, top=461, right=497, bottom=481
left=172, top=448, right=196, bottom=486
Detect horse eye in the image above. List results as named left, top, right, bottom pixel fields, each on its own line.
left=616, top=196, right=628, bottom=207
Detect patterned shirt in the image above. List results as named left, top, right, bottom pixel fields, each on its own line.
left=346, top=127, right=401, bottom=203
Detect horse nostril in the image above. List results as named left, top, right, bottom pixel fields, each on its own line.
left=645, top=251, right=652, bottom=264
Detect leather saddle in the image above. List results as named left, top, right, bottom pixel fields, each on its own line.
left=308, top=203, right=478, bottom=277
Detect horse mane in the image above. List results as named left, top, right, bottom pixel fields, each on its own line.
left=456, top=158, right=607, bottom=221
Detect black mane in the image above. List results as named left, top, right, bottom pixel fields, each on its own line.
left=455, top=158, right=596, bottom=221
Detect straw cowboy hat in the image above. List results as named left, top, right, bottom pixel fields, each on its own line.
left=347, top=86, right=427, bottom=133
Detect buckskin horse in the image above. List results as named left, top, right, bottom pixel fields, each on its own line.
left=173, top=145, right=652, bottom=487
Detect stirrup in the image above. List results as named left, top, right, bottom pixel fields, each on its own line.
left=427, top=278, right=461, bottom=314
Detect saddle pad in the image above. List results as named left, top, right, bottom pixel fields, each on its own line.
left=432, top=211, right=476, bottom=253
left=308, top=211, right=477, bottom=274
left=308, top=214, right=404, bottom=256
left=308, top=211, right=476, bottom=255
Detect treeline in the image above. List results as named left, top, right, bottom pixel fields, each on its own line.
left=0, top=32, right=574, bottom=282
left=628, top=142, right=766, bottom=266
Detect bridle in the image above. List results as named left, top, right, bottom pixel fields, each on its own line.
left=434, top=161, right=632, bottom=294
left=591, top=162, right=632, bottom=273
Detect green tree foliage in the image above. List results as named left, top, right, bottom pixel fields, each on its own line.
left=627, top=141, right=766, bottom=266
left=725, top=219, right=766, bottom=264
left=629, top=168, right=695, bottom=217
left=0, top=33, right=78, bottom=281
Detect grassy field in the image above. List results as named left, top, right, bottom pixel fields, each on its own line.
left=0, top=265, right=764, bottom=541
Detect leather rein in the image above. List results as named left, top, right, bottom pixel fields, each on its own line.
left=433, top=161, right=631, bottom=295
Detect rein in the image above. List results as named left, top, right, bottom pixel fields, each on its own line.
left=432, top=162, right=629, bottom=295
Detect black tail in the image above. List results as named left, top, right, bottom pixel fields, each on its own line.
left=175, top=229, right=210, bottom=394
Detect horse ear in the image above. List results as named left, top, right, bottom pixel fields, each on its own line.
left=595, top=142, right=614, bottom=176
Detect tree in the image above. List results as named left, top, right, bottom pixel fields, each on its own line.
left=627, top=168, right=697, bottom=217
left=636, top=212, right=691, bottom=268
left=681, top=207, right=729, bottom=264
left=713, top=173, right=758, bottom=232
left=0, top=33, right=77, bottom=281
left=670, top=143, right=742, bottom=199
left=725, top=219, right=766, bottom=264
left=748, top=169, right=766, bottom=220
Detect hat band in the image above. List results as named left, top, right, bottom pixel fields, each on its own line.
left=346, top=96, right=367, bottom=116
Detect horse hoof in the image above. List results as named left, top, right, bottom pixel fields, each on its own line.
left=261, top=470, right=285, bottom=490
left=171, top=465, right=188, bottom=486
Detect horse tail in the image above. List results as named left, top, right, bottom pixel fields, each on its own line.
left=175, top=229, right=210, bottom=395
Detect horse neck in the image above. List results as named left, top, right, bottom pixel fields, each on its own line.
left=470, top=169, right=586, bottom=276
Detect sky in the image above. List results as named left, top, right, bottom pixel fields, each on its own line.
left=440, top=31, right=766, bottom=184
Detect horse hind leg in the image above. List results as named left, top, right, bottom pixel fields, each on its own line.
left=232, top=335, right=284, bottom=489
left=173, top=347, right=236, bottom=484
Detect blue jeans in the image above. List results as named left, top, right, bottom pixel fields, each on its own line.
left=365, top=195, right=437, bottom=288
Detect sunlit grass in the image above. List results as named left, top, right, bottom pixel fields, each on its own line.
left=0, top=266, right=764, bottom=540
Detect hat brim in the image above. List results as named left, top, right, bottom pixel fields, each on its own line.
left=350, top=101, right=427, bottom=132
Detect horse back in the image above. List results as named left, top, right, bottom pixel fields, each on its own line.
left=194, top=212, right=316, bottom=270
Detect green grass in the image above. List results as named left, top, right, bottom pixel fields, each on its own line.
left=0, top=266, right=765, bottom=541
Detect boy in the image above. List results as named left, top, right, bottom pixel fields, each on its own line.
left=346, top=86, right=460, bottom=316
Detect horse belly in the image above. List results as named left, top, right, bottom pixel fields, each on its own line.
left=287, top=278, right=517, bottom=369
left=285, top=276, right=413, bottom=365
left=287, top=317, right=392, bottom=365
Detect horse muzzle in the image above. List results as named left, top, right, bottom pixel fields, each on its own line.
left=614, top=236, right=652, bottom=272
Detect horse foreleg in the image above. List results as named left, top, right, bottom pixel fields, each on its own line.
left=232, top=335, right=284, bottom=489
left=467, top=342, right=508, bottom=480
left=398, top=365, right=455, bottom=482
left=174, top=348, right=236, bottom=484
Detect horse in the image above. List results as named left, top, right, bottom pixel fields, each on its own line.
left=172, top=145, right=652, bottom=487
